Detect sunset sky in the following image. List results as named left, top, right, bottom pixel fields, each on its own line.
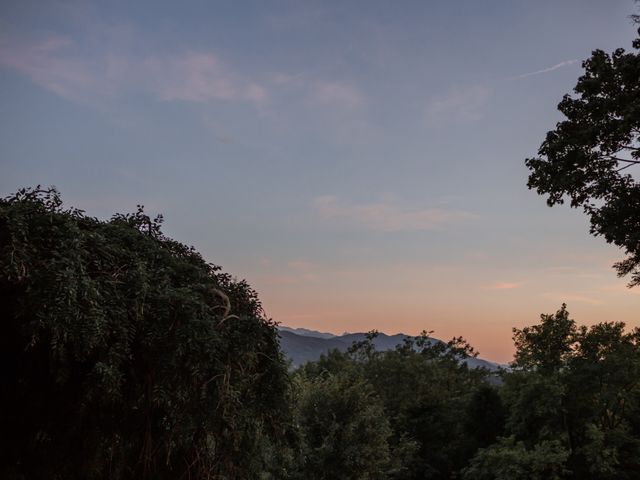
left=2, top=0, right=639, bottom=362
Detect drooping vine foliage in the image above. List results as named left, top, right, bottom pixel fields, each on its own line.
left=0, top=187, right=290, bottom=479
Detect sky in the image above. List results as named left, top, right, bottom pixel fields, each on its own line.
left=1, top=0, right=639, bottom=363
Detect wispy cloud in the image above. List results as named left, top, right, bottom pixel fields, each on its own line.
left=510, top=59, right=578, bottom=80
left=257, top=274, right=317, bottom=286
left=256, top=258, right=319, bottom=286
left=266, top=6, right=337, bottom=30
left=306, top=81, right=365, bottom=110
left=542, top=292, right=603, bottom=306
left=0, top=33, right=268, bottom=108
left=287, top=260, right=317, bottom=271
left=599, top=283, right=640, bottom=295
left=427, top=85, right=490, bottom=124
left=270, top=71, right=306, bottom=86
left=314, top=195, right=477, bottom=232
left=259, top=257, right=273, bottom=267
left=0, top=34, right=118, bottom=107
left=483, top=282, right=522, bottom=290
left=144, top=52, right=268, bottom=104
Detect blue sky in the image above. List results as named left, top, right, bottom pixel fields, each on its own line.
left=1, top=0, right=639, bottom=361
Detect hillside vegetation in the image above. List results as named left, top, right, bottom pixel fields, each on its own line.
left=2, top=188, right=640, bottom=479
left=0, top=188, right=290, bottom=479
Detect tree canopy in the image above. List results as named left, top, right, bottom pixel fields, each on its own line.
left=3, top=187, right=640, bottom=479
left=525, top=23, right=640, bottom=285
left=0, top=187, right=290, bottom=479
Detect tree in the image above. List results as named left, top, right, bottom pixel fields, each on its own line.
left=349, top=332, right=488, bottom=479
left=499, top=305, right=640, bottom=479
left=525, top=21, right=640, bottom=285
left=292, top=370, right=393, bottom=480
left=462, top=436, right=570, bottom=480
left=512, top=304, right=577, bottom=373
left=0, top=187, right=291, bottom=479
left=462, top=385, right=506, bottom=451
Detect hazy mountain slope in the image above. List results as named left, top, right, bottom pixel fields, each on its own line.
left=278, top=328, right=502, bottom=371
left=278, top=326, right=336, bottom=339
left=277, top=331, right=350, bottom=368
left=339, top=332, right=409, bottom=351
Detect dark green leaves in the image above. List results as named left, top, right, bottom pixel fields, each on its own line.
left=0, top=187, right=290, bottom=479
left=525, top=31, right=640, bottom=285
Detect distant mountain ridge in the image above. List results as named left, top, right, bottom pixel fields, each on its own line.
left=278, top=326, right=337, bottom=339
left=277, top=326, right=501, bottom=371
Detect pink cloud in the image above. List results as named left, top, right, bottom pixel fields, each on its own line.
left=599, top=284, right=640, bottom=295
left=287, top=260, right=316, bottom=271
left=270, top=71, right=305, bottom=85
left=482, top=282, right=522, bottom=290
left=0, top=34, right=267, bottom=107
left=314, top=195, right=476, bottom=232
left=542, top=292, right=604, bottom=306
left=144, top=52, right=268, bottom=104
left=253, top=258, right=319, bottom=286
left=34, top=36, right=74, bottom=52
left=0, top=35, right=117, bottom=106
left=307, top=82, right=365, bottom=109
left=259, top=257, right=273, bottom=267
left=257, top=272, right=317, bottom=286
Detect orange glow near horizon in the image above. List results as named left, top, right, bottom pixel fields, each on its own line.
left=262, top=296, right=639, bottom=364
left=239, top=256, right=640, bottom=365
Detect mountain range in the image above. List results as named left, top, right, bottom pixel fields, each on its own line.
left=277, top=326, right=501, bottom=371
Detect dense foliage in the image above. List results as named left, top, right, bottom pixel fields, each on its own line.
left=525, top=25, right=640, bottom=284
left=466, top=306, right=640, bottom=480
left=2, top=189, right=640, bottom=479
left=289, top=310, right=640, bottom=479
left=291, top=333, right=497, bottom=479
left=0, top=188, right=290, bottom=479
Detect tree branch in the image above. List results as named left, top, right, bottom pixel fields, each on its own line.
left=606, top=156, right=640, bottom=164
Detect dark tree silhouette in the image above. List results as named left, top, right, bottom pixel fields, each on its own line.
left=0, top=187, right=290, bottom=479
left=526, top=21, right=640, bottom=285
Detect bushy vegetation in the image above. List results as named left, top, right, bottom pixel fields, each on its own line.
left=288, top=312, right=640, bottom=479
left=2, top=189, right=640, bottom=480
left=0, top=188, right=290, bottom=479
left=465, top=306, right=640, bottom=480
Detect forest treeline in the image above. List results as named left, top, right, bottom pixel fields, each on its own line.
left=288, top=310, right=640, bottom=479
left=2, top=188, right=640, bottom=480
